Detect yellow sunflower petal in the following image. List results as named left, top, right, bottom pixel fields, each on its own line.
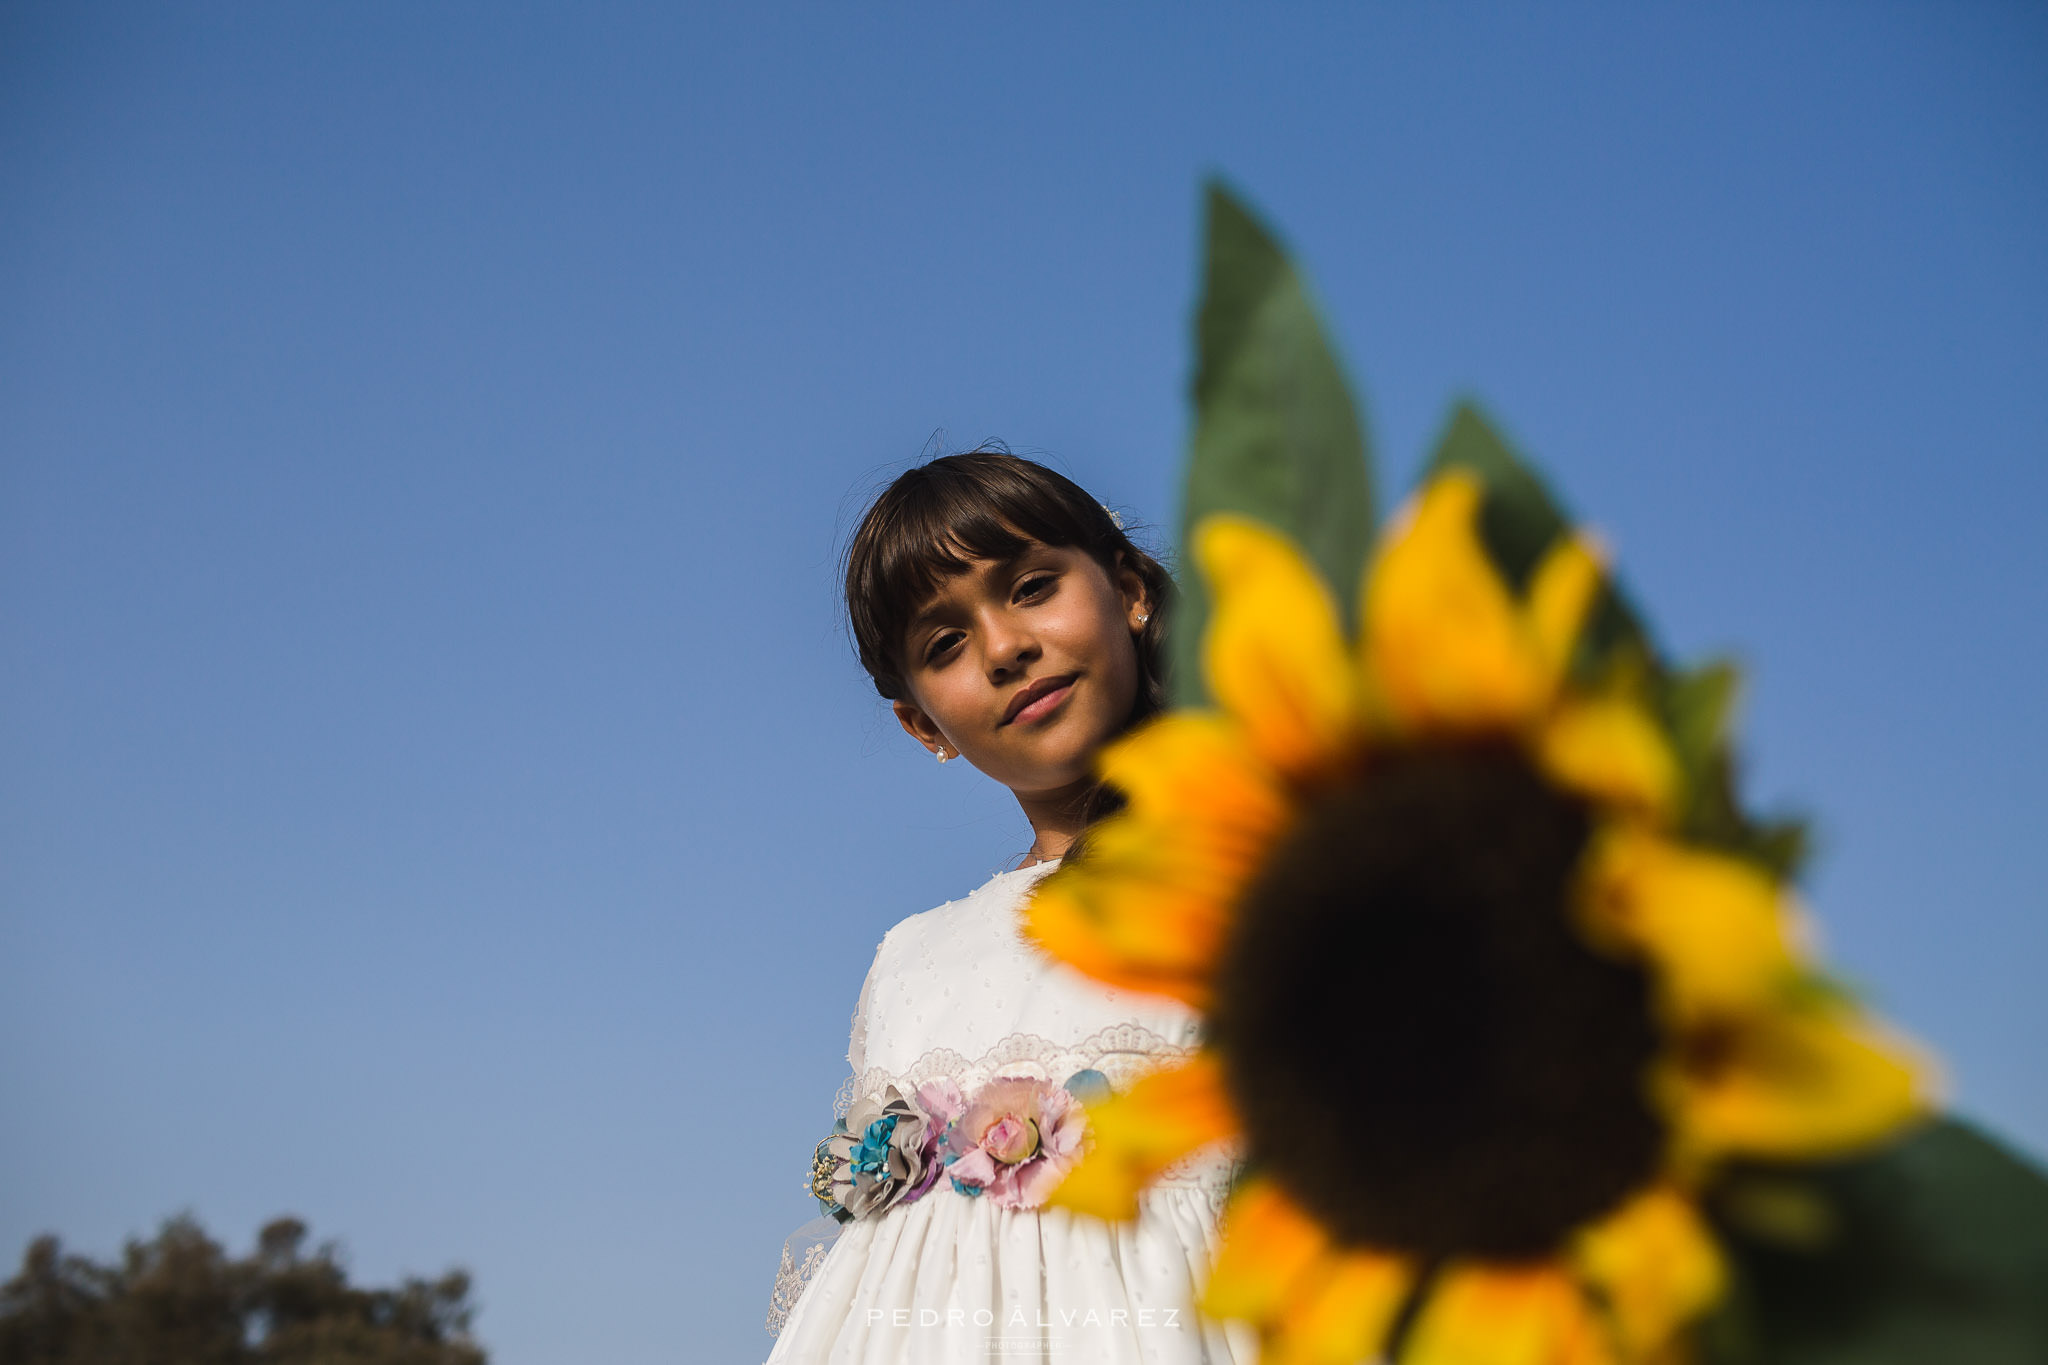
left=1202, top=1180, right=1334, bottom=1325
left=1024, top=795, right=1259, bottom=1006
left=1049, top=1053, right=1240, bottom=1219
left=1539, top=697, right=1680, bottom=818
left=1665, top=1006, right=1933, bottom=1161
left=1572, top=1185, right=1726, bottom=1358
left=1270, top=1249, right=1412, bottom=1365
left=1527, top=531, right=1604, bottom=687
left=1025, top=861, right=1223, bottom=1007
left=1404, top=1263, right=1616, bottom=1365
left=1195, top=515, right=1366, bottom=778
left=1095, top=713, right=1293, bottom=873
left=1364, top=472, right=1551, bottom=733
left=1578, top=832, right=1799, bottom=1022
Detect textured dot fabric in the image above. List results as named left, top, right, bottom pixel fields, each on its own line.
left=765, top=863, right=1251, bottom=1364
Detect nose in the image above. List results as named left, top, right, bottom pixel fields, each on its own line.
left=982, top=608, right=1040, bottom=683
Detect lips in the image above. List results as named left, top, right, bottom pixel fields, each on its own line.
left=1001, top=673, right=1078, bottom=726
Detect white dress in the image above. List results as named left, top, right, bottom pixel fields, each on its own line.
left=764, top=861, right=1253, bottom=1364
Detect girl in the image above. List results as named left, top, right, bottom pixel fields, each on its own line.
left=764, top=452, right=1250, bottom=1364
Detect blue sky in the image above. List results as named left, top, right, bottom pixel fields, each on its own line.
left=3, top=4, right=2043, bottom=1362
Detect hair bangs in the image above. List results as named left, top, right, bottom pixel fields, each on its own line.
left=873, top=476, right=1089, bottom=624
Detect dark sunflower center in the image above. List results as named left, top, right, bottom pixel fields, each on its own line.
left=1211, top=743, right=1663, bottom=1261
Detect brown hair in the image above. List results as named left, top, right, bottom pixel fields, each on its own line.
left=843, top=449, right=1173, bottom=806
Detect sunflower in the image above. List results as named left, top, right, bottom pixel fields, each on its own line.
left=1025, top=470, right=1932, bottom=1365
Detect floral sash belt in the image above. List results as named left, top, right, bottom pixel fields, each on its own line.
left=809, top=1069, right=1112, bottom=1221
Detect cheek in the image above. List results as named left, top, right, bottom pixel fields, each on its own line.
left=1058, top=598, right=1141, bottom=707
left=919, top=676, right=986, bottom=736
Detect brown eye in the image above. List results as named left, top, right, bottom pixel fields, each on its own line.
left=1017, top=575, right=1057, bottom=602
left=924, top=631, right=963, bottom=664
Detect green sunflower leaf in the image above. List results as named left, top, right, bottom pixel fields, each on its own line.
left=1172, top=180, right=1377, bottom=708
left=1657, top=659, right=1812, bottom=878
left=1665, top=659, right=1742, bottom=773
left=1702, top=1118, right=2048, bottom=1365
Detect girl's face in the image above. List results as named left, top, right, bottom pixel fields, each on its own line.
left=891, top=541, right=1149, bottom=801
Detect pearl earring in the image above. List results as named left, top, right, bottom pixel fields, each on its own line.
left=935, top=747, right=951, bottom=765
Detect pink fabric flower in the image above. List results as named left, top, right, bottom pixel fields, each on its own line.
left=981, top=1114, right=1039, bottom=1164
left=939, top=1075, right=1088, bottom=1210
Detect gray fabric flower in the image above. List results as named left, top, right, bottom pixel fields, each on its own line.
left=825, top=1085, right=942, bottom=1220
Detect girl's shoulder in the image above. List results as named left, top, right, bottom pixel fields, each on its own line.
left=874, top=860, right=1058, bottom=958
left=845, top=860, right=1064, bottom=1080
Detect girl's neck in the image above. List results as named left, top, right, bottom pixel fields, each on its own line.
left=1014, top=777, right=1094, bottom=866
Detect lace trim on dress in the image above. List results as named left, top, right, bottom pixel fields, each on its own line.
left=833, top=1023, right=1238, bottom=1199
left=765, top=1216, right=841, bottom=1339
left=1150, top=1144, right=1241, bottom=1215
left=834, top=1021, right=1195, bottom=1118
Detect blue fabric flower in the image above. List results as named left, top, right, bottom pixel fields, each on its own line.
left=848, top=1114, right=900, bottom=1180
